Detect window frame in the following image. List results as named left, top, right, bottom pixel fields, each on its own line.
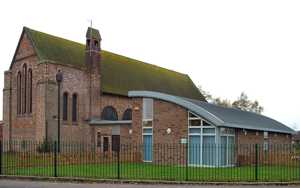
left=72, top=93, right=78, bottom=123
left=62, top=92, right=69, bottom=121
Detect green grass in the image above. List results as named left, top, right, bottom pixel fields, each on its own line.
left=3, top=162, right=300, bottom=182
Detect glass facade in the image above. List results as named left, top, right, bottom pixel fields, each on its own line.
left=188, top=112, right=235, bottom=167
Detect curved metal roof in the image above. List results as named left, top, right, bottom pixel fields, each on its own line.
left=128, top=91, right=295, bottom=134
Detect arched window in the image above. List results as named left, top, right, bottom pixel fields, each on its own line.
left=72, top=93, right=78, bottom=122
left=101, top=106, right=118, bottom=120
left=17, top=72, right=21, bottom=115
left=63, top=92, right=68, bottom=121
left=22, top=64, right=27, bottom=114
left=122, top=108, right=132, bottom=120
left=28, top=69, right=32, bottom=113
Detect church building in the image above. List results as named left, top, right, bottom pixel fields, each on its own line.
left=2, top=27, right=295, bottom=166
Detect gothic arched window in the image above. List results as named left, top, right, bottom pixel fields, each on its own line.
left=17, top=71, right=21, bottom=115
left=63, top=92, right=68, bottom=121
left=28, top=69, right=32, bottom=113
left=101, top=106, right=118, bottom=120
left=72, top=93, right=78, bottom=122
left=22, top=64, right=27, bottom=114
left=122, top=108, right=132, bottom=120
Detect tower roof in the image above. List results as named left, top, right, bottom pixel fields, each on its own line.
left=86, top=27, right=101, bottom=40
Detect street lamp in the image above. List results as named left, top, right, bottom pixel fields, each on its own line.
left=56, top=70, right=63, bottom=152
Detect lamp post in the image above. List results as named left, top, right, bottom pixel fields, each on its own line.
left=56, top=70, right=63, bottom=152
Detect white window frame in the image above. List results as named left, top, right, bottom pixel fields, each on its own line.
left=142, top=98, right=153, bottom=162
left=188, top=111, right=217, bottom=167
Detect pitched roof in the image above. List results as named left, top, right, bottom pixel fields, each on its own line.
left=129, top=91, right=296, bottom=134
left=13, top=27, right=205, bottom=100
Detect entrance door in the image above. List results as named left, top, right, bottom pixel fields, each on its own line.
left=112, top=135, right=120, bottom=152
left=143, top=135, right=152, bottom=161
left=189, top=135, right=201, bottom=165
left=103, top=137, right=109, bottom=152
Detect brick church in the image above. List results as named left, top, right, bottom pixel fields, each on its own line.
left=2, top=26, right=295, bottom=166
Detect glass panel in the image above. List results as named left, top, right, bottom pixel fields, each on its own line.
left=143, top=98, right=153, bottom=120
left=189, top=128, right=201, bottom=134
left=202, top=136, right=216, bottom=166
left=189, top=112, right=198, bottom=118
left=263, top=140, right=269, bottom=151
left=143, top=120, right=152, bottom=127
left=203, top=128, right=215, bottom=134
left=202, top=120, right=211, bottom=126
left=143, top=128, right=152, bottom=134
left=143, top=135, right=152, bottom=161
left=220, top=136, right=227, bottom=166
left=220, top=127, right=235, bottom=135
left=264, top=131, right=268, bottom=139
left=189, top=135, right=201, bottom=165
left=228, top=136, right=235, bottom=165
left=189, top=119, right=201, bottom=126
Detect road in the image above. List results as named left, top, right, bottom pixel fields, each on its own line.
left=0, top=180, right=299, bottom=188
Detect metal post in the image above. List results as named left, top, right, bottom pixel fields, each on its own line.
left=117, top=150, right=120, bottom=179
left=56, top=71, right=63, bottom=153
left=54, top=141, right=57, bottom=177
left=57, top=83, right=60, bottom=153
left=255, top=144, right=259, bottom=181
left=185, top=143, right=188, bottom=181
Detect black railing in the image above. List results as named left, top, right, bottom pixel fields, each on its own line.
left=0, top=140, right=299, bottom=182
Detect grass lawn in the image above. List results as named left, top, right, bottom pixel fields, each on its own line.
left=3, top=162, right=300, bottom=182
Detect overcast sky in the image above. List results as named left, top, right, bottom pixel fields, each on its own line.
left=0, top=0, right=299, bottom=130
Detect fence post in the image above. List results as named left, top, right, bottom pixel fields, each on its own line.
left=0, top=140, right=2, bottom=175
left=185, top=143, right=188, bottom=181
left=117, top=149, right=120, bottom=179
left=255, top=144, right=259, bottom=181
left=54, top=141, right=57, bottom=177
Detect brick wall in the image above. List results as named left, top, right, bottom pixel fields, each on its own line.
left=5, top=33, right=41, bottom=141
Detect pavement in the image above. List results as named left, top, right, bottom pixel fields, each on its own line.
left=0, top=180, right=299, bottom=188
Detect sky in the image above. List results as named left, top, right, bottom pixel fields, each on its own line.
left=0, top=0, right=299, bottom=130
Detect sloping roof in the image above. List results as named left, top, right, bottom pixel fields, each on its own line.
left=11, top=27, right=205, bottom=100
left=128, top=91, right=296, bottom=134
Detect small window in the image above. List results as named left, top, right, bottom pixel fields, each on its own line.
left=94, top=40, right=99, bottom=48
left=96, top=132, right=101, bottom=147
left=28, top=69, right=32, bottom=113
left=189, top=119, right=201, bottom=126
left=142, top=120, right=153, bottom=127
left=143, top=98, right=153, bottom=120
left=122, top=108, right=132, bottom=120
left=86, top=39, right=90, bottom=47
left=63, top=92, right=68, bottom=121
left=17, top=72, right=22, bottom=115
left=72, top=94, right=78, bottom=122
left=22, top=64, right=27, bottom=114
left=264, top=131, right=268, bottom=139
left=101, top=106, right=118, bottom=120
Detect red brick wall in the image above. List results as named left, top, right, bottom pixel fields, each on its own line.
left=0, top=124, right=2, bottom=140
left=4, top=33, right=41, bottom=141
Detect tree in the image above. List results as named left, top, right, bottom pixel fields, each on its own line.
left=198, top=86, right=264, bottom=114
left=232, top=92, right=264, bottom=114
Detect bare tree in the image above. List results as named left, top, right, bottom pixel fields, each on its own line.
left=198, top=86, right=264, bottom=114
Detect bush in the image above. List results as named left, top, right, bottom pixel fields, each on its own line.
left=37, top=140, right=52, bottom=153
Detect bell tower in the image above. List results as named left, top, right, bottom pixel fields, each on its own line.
left=85, top=27, right=102, bottom=119
left=85, top=27, right=101, bottom=72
